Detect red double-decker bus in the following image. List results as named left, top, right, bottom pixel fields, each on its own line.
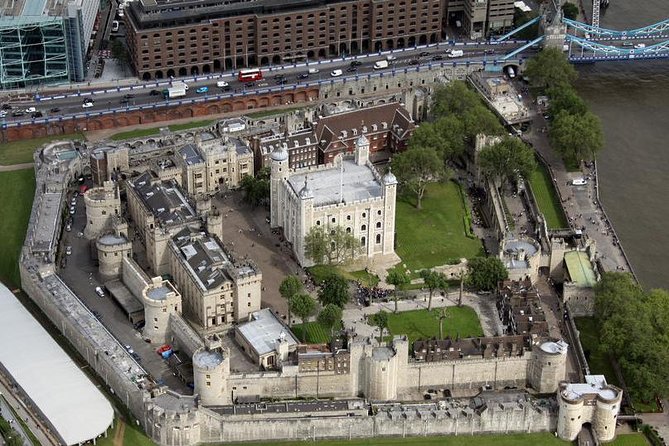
left=238, top=68, right=263, bottom=82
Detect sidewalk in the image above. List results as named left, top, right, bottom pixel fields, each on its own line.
left=524, top=113, right=631, bottom=274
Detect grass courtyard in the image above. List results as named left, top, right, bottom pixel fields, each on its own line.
left=527, top=162, right=569, bottom=230
left=0, top=134, right=84, bottom=166
left=291, top=321, right=332, bottom=344
left=386, top=306, right=483, bottom=346
left=0, top=169, right=36, bottom=288
left=395, top=181, right=483, bottom=271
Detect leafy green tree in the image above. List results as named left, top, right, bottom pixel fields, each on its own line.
left=461, top=104, right=505, bottom=140
left=432, top=81, right=483, bottom=118
left=239, top=167, right=270, bottom=207
left=420, top=269, right=447, bottom=311
left=550, top=111, right=604, bottom=167
left=279, top=275, right=303, bottom=326
left=317, top=303, right=343, bottom=336
left=524, top=48, right=578, bottom=91
left=289, top=293, right=316, bottom=341
left=479, top=136, right=537, bottom=186
left=369, top=310, right=389, bottom=344
left=562, top=2, right=579, bottom=20
left=436, top=307, right=450, bottom=340
left=409, top=116, right=466, bottom=163
left=547, top=86, right=588, bottom=117
left=466, top=257, right=508, bottom=291
left=392, top=146, right=447, bottom=210
left=304, top=225, right=360, bottom=265
left=387, top=268, right=410, bottom=313
left=318, top=274, right=350, bottom=308
left=512, top=8, right=540, bottom=40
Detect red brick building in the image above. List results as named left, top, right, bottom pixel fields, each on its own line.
left=124, top=0, right=444, bottom=80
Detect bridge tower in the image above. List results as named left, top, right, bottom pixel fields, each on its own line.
left=542, top=13, right=568, bottom=50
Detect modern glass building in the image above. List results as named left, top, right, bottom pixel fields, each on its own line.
left=0, top=0, right=99, bottom=88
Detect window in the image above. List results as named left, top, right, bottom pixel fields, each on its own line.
left=331, top=217, right=336, bottom=223
left=376, top=222, right=382, bottom=229
left=361, top=236, right=366, bottom=246
left=361, top=224, right=366, bottom=231
left=362, top=212, right=367, bottom=218
left=316, top=220, right=321, bottom=226
left=376, top=234, right=381, bottom=244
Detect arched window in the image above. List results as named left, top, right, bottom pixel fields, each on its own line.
left=361, top=236, right=366, bottom=246
left=361, top=224, right=366, bottom=231
left=376, top=234, right=381, bottom=244
left=376, top=222, right=382, bottom=229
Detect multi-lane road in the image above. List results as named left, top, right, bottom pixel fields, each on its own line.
left=0, top=41, right=531, bottom=125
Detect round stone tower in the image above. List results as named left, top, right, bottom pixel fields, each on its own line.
left=141, top=277, right=182, bottom=344
left=593, top=385, right=622, bottom=442
left=84, top=181, right=121, bottom=239
left=528, top=340, right=568, bottom=393
left=96, top=233, right=132, bottom=280
left=364, top=346, right=399, bottom=401
left=192, top=347, right=229, bottom=406
left=269, top=143, right=289, bottom=228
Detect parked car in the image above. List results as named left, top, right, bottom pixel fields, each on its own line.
left=133, top=320, right=146, bottom=330
left=65, top=222, right=72, bottom=232
left=124, top=344, right=135, bottom=355
left=65, top=245, right=72, bottom=255
left=95, top=286, right=106, bottom=298
left=69, top=206, right=76, bottom=214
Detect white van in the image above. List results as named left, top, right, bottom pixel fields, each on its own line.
left=216, top=80, right=229, bottom=88
left=330, top=69, right=343, bottom=77
left=448, top=49, right=464, bottom=58
left=571, top=178, right=588, bottom=186
left=308, top=68, right=320, bottom=74
left=634, top=43, right=646, bottom=49
left=373, top=60, right=389, bottom=70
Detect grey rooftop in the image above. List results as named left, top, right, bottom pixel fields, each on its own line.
left=236, top=308, right=298, bottom=357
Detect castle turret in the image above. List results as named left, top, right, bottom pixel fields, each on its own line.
left=84, top=181, right=121, bottom=239
left=192, top=346, right=230, bottom=406
left=381, top=168, right=398, bottom=256
left=142, top=277, right=182, bottom=344
left=354, top=134, right=370, bottom=166
left=269, top=143, right=289, bottom=228
left=206, top=208, right=223, bottom=240
left=295, top=177, right=314, bottom=266
left=96, top=230, right=132, bottom=281
left=528, top=340, right=568, bottom=393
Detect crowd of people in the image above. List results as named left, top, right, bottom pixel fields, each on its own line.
left=355, top=283, right=391, bottom=306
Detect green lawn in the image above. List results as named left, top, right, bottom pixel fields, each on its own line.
left=0, top=169, right=36, bottom=288
left=0, top=134, right=84, bottom=166
left=223, top=433, right=570, bottom=446
left=609, top=434, right=650, bottom=446
left=124, top=423, right=156, bottom=446
left=395, top=182, right=483, bottom=271
left=108, top=119, right=215, bottom=141
left=386, top=306, right=483, bottom=346
left=528, top=162, right=569, bottom=230
left=291, top=321, right=331, bottom=344
left=246, top=106, right=305, bottom=119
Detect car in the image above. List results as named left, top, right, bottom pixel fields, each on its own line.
left=31, top=111, right=43, bottom=118
left=245, top=81, right=256, bottom=88
left=25, top=106, right=37, bottom=113
left=196, top=86, right=208, bottom=94
left=274, top=78, right=286, bottom=85
left=149, top=89, right=161, bottom=96
left=386, top=55, right=397, bottom=61
left=543, top=113, right=551, bottom=120
left=131, top=352, right=142, bottom=362
left=1, top=104, right=12, bottom=110
left=69, top=206, right=76, bottom=214
left=431, top=54, right=444, bottom=61
left=124, top=93, right=135, bottom=99
left=65, top=222, right=72, bottom=232
left=634, top=43, right=646, bottom=49
left=346, top=66, right=357, bottom=72
left=330, top=69, right=343, bottom=77
left=133, top=320, right=146, bottom=330
left=257, top=81, right=269, bottom=87
left=419, top=51, right=430, bottom=57
left=95, top=286, right=106, bottom=298
left=272, top=73, right=285, bottom=80
left=349, top=60, right=362, bottom=67
left=82, top=102, right=94, bottom=108
left=484, top=49, right=495, bottom=54
left=49, top=107, right=61, bottom=113
left=298, top=73, right=309, bottom=80
left=0, top=111, right=6, bottom=118
left=120, top=98, right=129, bottom=104
left=409, top=59, right=420, bottom=65
left=12, top=110, right=25, bottom=117
left=308, top=68, right=320, bottom=74
left=71, top=198, right=76, bottom=205
left=124, top=344, right=135, bottom=355
left=83, top=97, right=93, bottom=103
left=621, top=42, right=634, bottom=47
left=65, top=245, right=72, bottom=255
left=216, top=80, right=229, bottom=88
left=571, top=178, right=588, bottom=186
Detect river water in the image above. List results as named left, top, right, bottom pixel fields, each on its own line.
left=574, top=0, right=669, bottom=290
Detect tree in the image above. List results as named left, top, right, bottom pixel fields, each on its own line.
left=550, top=110, right=604, bottom=167
left=387, top=269, right=410, bottom=313
left=562, top=2, right=579, bottom=20
left=392, top=146, right=447, bottom=210
left=304, top=225, right=360, bottom=265
left=369, top=310, right=389, bottom=344
left=289, top=293, right=316, bottom=341
left=408, top=116, right=466, bottom=163
left=239, top=167, right=270, bottom=207
left=432, top=81, right=483, bottom=118
left=318, top=274, right=350, bottom=308
left=466, top=257, right=508, bottom=292
left=479, top=136, right=537, bottom=186
left=547, top=86, right=588, bottom=116
left=436, top=307, right=450, bottom=340
left=524, top=48, right=578, bottom=91
left=461, top=104, right=505, bottom=140
left=419, top=269, right=447, bottom=311
left=317, top=303, right=343, bottom=336
left=279, top=275, right=303, bottom=326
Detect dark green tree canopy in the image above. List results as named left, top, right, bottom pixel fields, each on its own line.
left=304, top=225, right=360, bottom=265
left=391, top=146, right=447, bottom=210
left=317, top=303, right=343, bottom=333
left=318, top=274, right=350, bottom=308
left=478, top=136, right=537, bottom=185
left=289, top=293, right=316, bottom=324
left=524, top=48, right=578, bottom=91
left=547, top=86, right=589, bottom=117
left=466, top=257, right=508, bottom=291
left=549, top=110, right=604, bottom=167
left=562, top=2, right=579, bottom=20
left=279, top=275, right=303, bottom=300
left=387, top=269, right=410, bottom=290
left=239, top=167, right=270, bottom=207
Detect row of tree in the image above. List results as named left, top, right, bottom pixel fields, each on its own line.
left=594, top=272, right=669, bottom=403
left=279, top=273, right=350, bottom=341
left=524, top=48, right=604, bottom=168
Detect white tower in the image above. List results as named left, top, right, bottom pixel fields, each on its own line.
left=269, top=143, right=289, bottom=228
